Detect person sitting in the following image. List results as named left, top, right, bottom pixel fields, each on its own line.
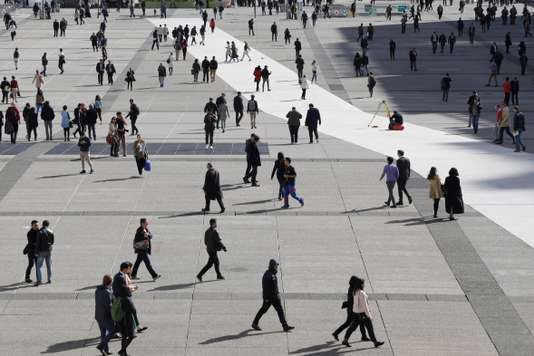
left=388, top=111, right=404, bottom=130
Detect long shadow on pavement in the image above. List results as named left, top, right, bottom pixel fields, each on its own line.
left=199, top=329, right=285, bottom=345
left=42, top=337, right=100, bottom=354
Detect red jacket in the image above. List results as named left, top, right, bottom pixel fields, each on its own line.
left=503, top=81, right=512, bottom=94
left=253, top=68, right=261, bottom=81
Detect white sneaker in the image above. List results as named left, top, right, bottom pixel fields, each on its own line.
left=205, top=144, right=209, bottom=149
left=209, top=145, right=214, bottom=150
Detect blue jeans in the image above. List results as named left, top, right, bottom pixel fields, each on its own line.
left=515, top=131, right=525, bottom=150
left=283, top=183, right=303, bottom=206
left=36, top=252, right=52, bottom=283
left=472, top=115, right=479, bottom=134
left=97, top=318, right=115, bottom=352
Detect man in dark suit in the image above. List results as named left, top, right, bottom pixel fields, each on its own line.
left=396, top=150, right=412, bottom=205
left=196, top=219, right=227, bottom=282
left=243, top=134, right=261, bottom=186
left=233, top=92, right=244, bottom=127
left=251, top=259, right=294, bottom=332
left=131, top=218, right=161, bottom=281
left=305, top=103, right=321, bottom=143
left=202, top=163, right=224, bottom=213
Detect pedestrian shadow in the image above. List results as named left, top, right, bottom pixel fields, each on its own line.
left=342, top=206, right=385, bottom=214
left=41, top=337, right=100, bottom=354
left=38, top=173, right=80, bottom=179
left=93, top=176, right=141, bottom=183
left=289, top=340, right=376, bottom=354
left=245, top=207, right=288, bottom=214
left=222, top=184, right=245, bottom=191
left=148, top=282, right=197, bottom=291
left=199, top=329, right=284, bottom=345
left=385, top=217, right=448, bottom=226
left=233, top=198, right=273, bottom=206
left=0, top=282, right=33, bottom=293
left=75, top=284, right=98, bottom=292
left=158, top=211, right=204, bottom=219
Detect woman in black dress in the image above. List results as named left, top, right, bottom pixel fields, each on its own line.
left=443, top=167, right=464, bottom=221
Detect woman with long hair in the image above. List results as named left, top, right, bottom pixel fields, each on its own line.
left=427, top=167, right=444, bottom=218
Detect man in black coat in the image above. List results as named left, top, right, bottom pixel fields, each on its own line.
left=41, top=101, right=55, bottom=141
left=196, top=218, right=227, bottom=282
left=202, top=163, right=224, bottom=213
left=131, top=218, right=161, bottom=281
left=201, top=56, right=210, bottom=83
left=233, top=92, right=244, bottom=126
left=251, top=259, right=294, bottom=332
left=305, top=103, right=321, bottom=143
left=95, top=274, right=114, bottom=355
left=24, top=220, right=39, bottom=283
left=396, top=150, right=412, bottom=205
left=243, top=134, right=261, bottom=186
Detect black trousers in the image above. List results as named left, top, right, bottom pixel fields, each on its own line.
left=203, top=70, right=209, bottom=82
left=130, top=117, right=138, bottom=135
left=397, top=177, right=411, bottom=203
left=107, top=73, right=114, bottom=84
left=511, top=91, right=519, bottom=104
left=197, top=250, right=222, bottom=278
left=253, top=298, right=288, bottom=327
left=97, top=72, right=104, bottom=85
left=344, top=313, right=377, bottom=342
left=289, top=125, right=299, bottom=143
left=204, top=191, right=224, bottom=210
left=308, top=126, right=318, bottom=142
left=27, top=126, right=37, bottom=141
left=131, top=250, right=157, bottom=278
left=87, top=123, right=96, bottom=140
left=244, top=164, right=258, bottom=183
left=25, top=254, right=36, bottom=279
left=333, top=310, right=367, bottom=338
left=135, top=157, right=145, bottom=175
left=205, top=130, right=214, bottom=145
left=433, top=198, right=440, bottom=216
left=498, top=127, right=515, bottom=142
left=235, top=111, right=243, bottom=126
left=10, top=126, right=18, bottom=143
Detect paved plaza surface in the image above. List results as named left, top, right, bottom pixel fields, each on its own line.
left=1, top=3, right=534, bottom=356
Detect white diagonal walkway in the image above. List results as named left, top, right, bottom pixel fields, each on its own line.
left=151, top=17, right=534, bottom=248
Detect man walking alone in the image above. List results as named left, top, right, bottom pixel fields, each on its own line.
left=131, top=218, right=161, bottom=281
left=196, top=218, right=227, bottom=282
left=251, top=259, right=295, bottom=332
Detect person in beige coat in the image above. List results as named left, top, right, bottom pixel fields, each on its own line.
left=427, top=167, right=444, bottom=218
left=495, top=103, right=515, bottom=144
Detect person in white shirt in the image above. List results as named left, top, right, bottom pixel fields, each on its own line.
left=341, top=277, right=384, bottom=348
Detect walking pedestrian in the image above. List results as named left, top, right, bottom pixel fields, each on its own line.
left=495, top=104, right=515, bottom=144
left=233, top=92, right=244, bottom=126
left=197, top=218, right=227, bottom=281
left=243, top=134, right=261, bottom=186
left=286, top=107, right=302, bottom=144
left=24, top=220, right=39, bottom=284
left=300, top=75, right=309, bottom=99
left=379, top=156, right=398, bottom=208
left=126, top=99, right=140, bottom=135
left=60, top=105, right=71, bottom=141
left=241, top=41, right=252, bottom=61
left=247, top=95, right=259, bottom=129
left=511, top=77, right=519, bottom=105
left=503, top=77, right=511, bottom=105
left=125, top=68, right=135, bottom=91
left=34, top=220, right=54, bottom=286
left=95, top=275, right=114, bottom=356
left=157, top=63, right=166, bottom=87
left=428, top=167, right=444, bottom=218
left=78, top=132, right=94, bottom=174
left=204, top=112, right=216, bottom=150
left=281, top=157, right=304, bottom=208
left=311, top=60, right=318, bottom=83
left=396, top=150, right=412, bottom=205
left=512, top=106, right=526, bottom=152
left=409, top=48, right=417, bottom=71
left=251, top=259, right=295, bottom=332
left=332, top=276, right=369, bottom=342
left=209, top=56, right=218, bottom=82
left=133, top=135, right=148, bottom=176
left=131, top=218, right=161, bottom=281
left=202, top=163, right=225, bottom=213
left=340, top=277, right=384, bottom=348
left=441, top=73, right=451, bottom=102
left=443, top=168, right=464, bottom=220
left=271, top=152, right=285, bottom=201
left=367, top=72, right=376, bottom=98
left=261, top=66, right=271, bottom=92
left=253, top=65, right=262, bottom=91
left=217, top=99, right=230, bottom=133
left=305, top=103, right=321, bottom=143
left=5, top=103, right=20, bottom=144
left=112, top=262, right=138, bottom=356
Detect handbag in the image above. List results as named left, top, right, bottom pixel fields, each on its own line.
left=23, top=244, right=29, bottom=255
left=134, top=239, right=148, bottom=250
left=143, top=159, right=152, bottom=172
left=341, top=301, right=348, bottom=309
left=111, top=297, right=124, bottom=322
